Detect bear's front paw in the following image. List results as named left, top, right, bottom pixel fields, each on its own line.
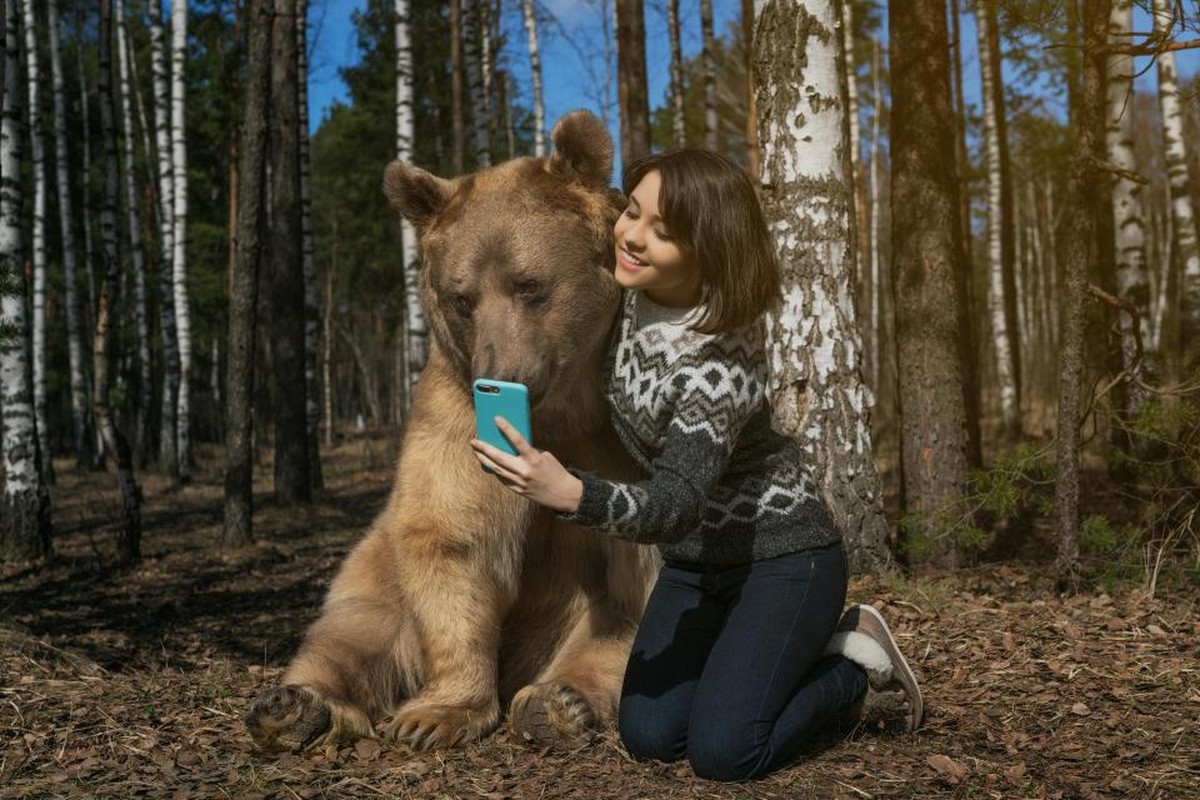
left=244, top=685, right=333, bottom=752
left=509, top=682, right=599, bottom=750
left=380, top=699, right=499, bottom=750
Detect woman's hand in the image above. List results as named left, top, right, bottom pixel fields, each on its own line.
left=470, top=417, right=583, bottom=514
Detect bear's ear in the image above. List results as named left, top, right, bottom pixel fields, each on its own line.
left=383, top=161, right=456, bottom=229
left=547, top=110, right=613, bottom=190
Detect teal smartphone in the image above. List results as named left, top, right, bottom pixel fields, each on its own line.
left=472, top=379, right=533, bottom=469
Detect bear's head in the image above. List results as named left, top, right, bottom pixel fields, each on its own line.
left=384, top=111, right=623, bottom=434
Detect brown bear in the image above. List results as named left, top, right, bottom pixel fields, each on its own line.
left=244, top=111, right=658, bottom=753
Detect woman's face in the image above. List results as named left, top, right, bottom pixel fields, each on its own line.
left=613, top=170, right=702, bottom=308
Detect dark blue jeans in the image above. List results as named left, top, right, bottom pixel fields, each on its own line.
left=618, top=543, right=868, bottom=782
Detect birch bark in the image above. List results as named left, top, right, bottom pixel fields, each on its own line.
left=1151, top=0, right=1200, bottom=344
left=976, top=0, right=1020, bottom=437
left=754, top=0, right=888, bottom=569
left=116, top=0, right=152, bottom=460
left=48, top=0, right=94, bottom=468
left=149, top=0, right=180, bottom=475
left=463, top=0, right=490, bottom=167
left=1, top=0, right=51, bottom=562
left=520, top=0, right=545, bottom=156
left=97, top=0, right=142, bottom=562
left=171, top=0, right=192, bottom=480
left=75, top=9, right=97, bottom=333
left=395, top=0, right=426, bottom=403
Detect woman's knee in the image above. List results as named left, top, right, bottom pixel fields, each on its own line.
left=617, top=703, right=686, bottom=763
left=686, top=721, right=765, bottom=782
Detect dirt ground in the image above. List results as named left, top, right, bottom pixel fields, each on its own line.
left=2, top=436, right=1197, bottom=799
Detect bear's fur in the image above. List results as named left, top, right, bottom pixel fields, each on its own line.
left=244, top=111, right=658, bottom=752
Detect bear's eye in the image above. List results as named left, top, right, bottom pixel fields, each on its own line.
left=453, top=293, right=474, bottom=315
left=515, top=279, right=541, bottom=299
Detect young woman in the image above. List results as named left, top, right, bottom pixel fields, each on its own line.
left=470, top=150, right=922, bottom=782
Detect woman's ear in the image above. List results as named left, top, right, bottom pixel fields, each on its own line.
left=383, top=161, right=456, bottom=229
left=546, top=110, right=614, bottom=191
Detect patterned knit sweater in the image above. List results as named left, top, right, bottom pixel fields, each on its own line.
left=562, top=290, right=841, bottom=565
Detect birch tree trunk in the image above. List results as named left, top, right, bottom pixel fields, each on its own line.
left=754, top=0, right=889, bottom=570
left=1151, top=0, right=1200, bottom=347
left=976, top=0, right=1020, bottom=438
left=842, top=0, right=860, bottom=193
left=224, top=0, right=272, bottom=546
left=890, top=0, right=970, bottom=566
left=297, top=0, right=321, bottom=491
left=48, top=0, right=94, bottom=469
left=171, top=0, right=192, bottom=481
left=615, top=0, right=650, bottom=168
left=463, top=0, right=489, bottom=168
left=76, top=8, right=97, bottom=336
left=395, top=0, right=426, bottom=404
left=1056, top=0, right=1110, bottom=590
left=667, top=0, right=685, bottom=148
left=97, top=0, right=142, bottom=562
left=520, top=0, right=545, bottom=156
left=116, top=0, right=152, bottom=462
left=271, top=0, right=311, bottom=504
left=1107, top=0, right=1148, bottom=418
left=20, top=0, right=51, bottom=480
left=1, top=0, right=51, bottom=562
left=150, top=0, right=180, bottom=476
left=700, top=0, right=717, bottom=150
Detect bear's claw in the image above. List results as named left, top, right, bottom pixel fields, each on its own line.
left=244, top=685, right=333, bottom=752
left=380, top=701, right=498, bottom=750
left=509, top=682, right=599, bottom=750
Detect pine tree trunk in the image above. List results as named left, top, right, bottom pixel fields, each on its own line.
left=890, top=0, right=971, bottom=566
left=322, top=262, right=335, bottom=445
left=949, top=0, right=981, bottom=467
left=395, top=0, right=426, bottom=405
left=171, top=0, right=192, bottom=481
left=20, top=0, right=51, bottom=481
left=1, top=0, right=51, bottom=562
left=1152, top=0, right=1200, bottom=348
left=868, top=37, right=883, bottom=394
left=754, top=0, right=889, bottom=571
left=297, top=0, right=321, bottom=492
left=976, top=0, right=1020, bottom=438
left=741, top=0, right=759, bottom=178
left=667, top=0, right=685, bottom=148
left=449, top=0, right=465, bottom=174
left=149, top=0, right=180, bottom=477
left=462, top=0, right=489, bottom=167
left=615, top=0, right=649, bottom=167
left=48, top=0, right=94, bottom=469
left=270, top=0, right=311, bottom=504
left=97, top=0, right=142, bottom=563
left=115, top=0, right=152, bottom=464
left=1056, top=0, right=1110, bottom=591
left=699, top=0, right=717, bottom=150
left=520, top=0, right=545, bottom=156
left=224, top=0, right=272, bottom=546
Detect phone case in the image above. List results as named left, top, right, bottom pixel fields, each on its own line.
left=473, top=379, right=533, bottom=464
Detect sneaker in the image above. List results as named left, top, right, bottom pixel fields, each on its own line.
left=827, top=604, right=924, bottom=732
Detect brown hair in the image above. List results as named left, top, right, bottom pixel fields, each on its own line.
left=622, top=149, right=781, bottom=334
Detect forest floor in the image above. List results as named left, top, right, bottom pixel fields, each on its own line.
left=1, top=434, right=1198, bottom=800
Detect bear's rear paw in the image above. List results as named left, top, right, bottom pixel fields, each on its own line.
left=244, top=685, right=333, bottom=752
left=380, top=699, right=499, bottom=750
left=509, top=682, right=599, bottom=750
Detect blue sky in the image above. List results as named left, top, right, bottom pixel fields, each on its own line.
left=305, top=1, right=1198, bottom=171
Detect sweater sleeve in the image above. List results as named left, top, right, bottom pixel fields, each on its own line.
left=560, top=336, right=764, bottom=543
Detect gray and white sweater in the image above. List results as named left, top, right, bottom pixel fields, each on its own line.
left=563, top=290, right=841, bottom=565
